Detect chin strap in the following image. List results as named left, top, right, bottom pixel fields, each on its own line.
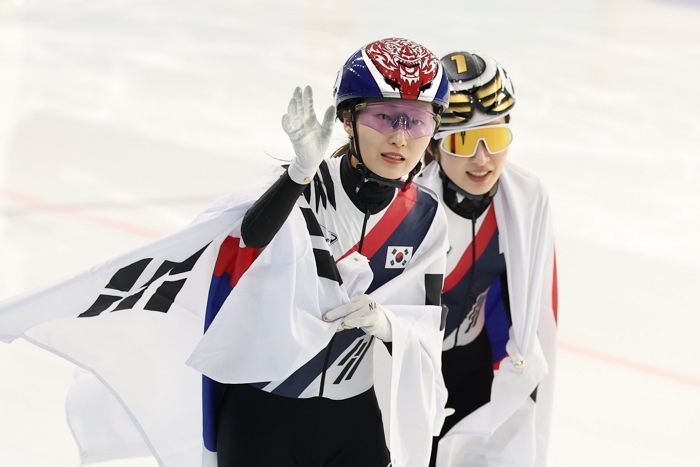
left=438, top=162, right=498, bottom=217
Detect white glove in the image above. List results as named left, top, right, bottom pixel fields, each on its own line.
left=282, top=85, right=335, bottom=184
left=322, top=295, right=392, bottom=342
left=506, top=326, right=526, bottom=368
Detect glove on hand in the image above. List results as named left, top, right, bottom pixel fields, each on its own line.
left=322, top=294, right=392, bottom=342
left=506, top=326, right=526, bottom=368
left=282, top=85, right=335, bottom=184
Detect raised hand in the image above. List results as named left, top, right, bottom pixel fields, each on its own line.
left=282, top=85, right=335, bottom=184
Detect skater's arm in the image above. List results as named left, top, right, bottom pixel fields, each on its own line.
left=241, top=171, right=308, bottom=248
left=242, top=86, right=334, bottom=248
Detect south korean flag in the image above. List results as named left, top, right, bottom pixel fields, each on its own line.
left=385, top=246, right=413, bottom=269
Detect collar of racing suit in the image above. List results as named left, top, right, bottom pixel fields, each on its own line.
left=440, top=167, right=496, bottom=221
left=339, top=153, right=395, bottom=215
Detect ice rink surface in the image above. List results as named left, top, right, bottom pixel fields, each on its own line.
left=1, top=0, right=699, bottom=465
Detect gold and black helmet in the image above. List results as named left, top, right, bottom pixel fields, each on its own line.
left=435, top=51, right=515, bottom=139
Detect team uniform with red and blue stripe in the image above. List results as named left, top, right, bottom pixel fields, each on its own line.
left=417, top=161, right=558, bottom=467
left=433, top=201, right=512, bottom=451
left=205, top=154, right=447, bottom=466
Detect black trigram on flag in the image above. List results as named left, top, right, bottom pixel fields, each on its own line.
left=299, top=206, right=342, bottom=285
left=78, top=244, right=209, bottom=318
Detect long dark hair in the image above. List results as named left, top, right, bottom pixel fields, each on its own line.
left=331, top=142, right=351, bottom=159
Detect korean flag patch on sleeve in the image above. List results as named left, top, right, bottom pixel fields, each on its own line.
left=385, top=246, right=413, bottom=269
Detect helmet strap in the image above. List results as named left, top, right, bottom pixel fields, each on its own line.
left=438, top=162, right=498, bottom=218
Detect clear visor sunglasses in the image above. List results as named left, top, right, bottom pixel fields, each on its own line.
left=354, top=101, right=440, bottom=139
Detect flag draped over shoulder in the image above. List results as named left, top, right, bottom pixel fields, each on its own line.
left=186, top=186, right=449, bottom=467
left=0, top=189, right=447, bottom=467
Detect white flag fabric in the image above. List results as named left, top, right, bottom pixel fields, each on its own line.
left=0, top=189, right=448, bottom=467
left=0, top=196, right=251, bottom=466
left=66, top=367, right=151, bottom=463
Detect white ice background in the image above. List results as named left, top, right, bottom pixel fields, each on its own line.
left=1, top=0, right=699, bottom=466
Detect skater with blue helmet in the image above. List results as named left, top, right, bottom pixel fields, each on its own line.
left=215, top=37, right=452, bottom=467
